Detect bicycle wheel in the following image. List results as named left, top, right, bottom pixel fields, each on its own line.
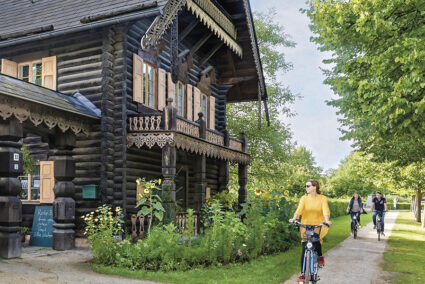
left=304, top=250, right=311, bottom=284
left=377, top=223, right=381, bottom=241
left=353, top=227, right=357, bottom=239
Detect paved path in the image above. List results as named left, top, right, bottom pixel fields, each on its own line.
left=0, top=247, right=162, bottom=284
left=284, top=211, right=399, bottom=284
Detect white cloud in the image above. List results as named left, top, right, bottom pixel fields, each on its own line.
left=251, top=0, right=353, bottom=170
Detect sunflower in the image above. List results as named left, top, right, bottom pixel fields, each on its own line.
left=158, top=179, right=162, bottom=185
left=144, top=188, right=150, bottom=194
left=254, top=188, right=262, bottom=195
left=284, top=190, right=289, bottom=195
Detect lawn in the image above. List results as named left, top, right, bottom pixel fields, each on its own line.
left=93, top=213, right=372, bottom=284
left=383, top=211, right=425, bottom=283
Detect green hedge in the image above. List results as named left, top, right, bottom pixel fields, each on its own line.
left=288, top=197, right=349, bottom=219
left=390, top=202, right=410, bottom=210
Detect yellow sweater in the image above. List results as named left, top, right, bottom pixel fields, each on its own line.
left=295, top=194, right=330, bottom=242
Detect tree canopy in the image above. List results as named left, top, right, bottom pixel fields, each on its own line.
left=305, top=0, right=425, bottom=165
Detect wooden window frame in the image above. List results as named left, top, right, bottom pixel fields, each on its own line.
left=18, top=162, right=41, bottom=202
left=18, top=60, right=42, bottom=85
left=177, top=81, right=186, bottom=117
left=143, top=62, right=157, bottom=109
left=202, top=93, right=208, bottom=124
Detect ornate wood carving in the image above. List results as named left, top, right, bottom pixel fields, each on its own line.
left=141, top=0, right=188, bottom=51
left=176, top=117, right=200, bottom=137
left=127, top=132, right=250, bottom=164
left=176, top=49, right=193, bottom=83
left=206, top=130, right=224, bottom=146
left=0, top=96, right=92, bottom=135
left=129, top=115, right=162, bottom=131
left=139, top=40, right=165, bottom=67
left=197, top=66, right=215, bottom=95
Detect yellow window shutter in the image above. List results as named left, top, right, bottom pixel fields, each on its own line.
left=186, top=84, right=193, bottom=120
left=1, top=59, right=18, bottom=78
left=133, top=53, right=144, bottom=103
left=41, top=56, right=57, bottom=90
left=209, top=96, right=215, bottom=130
left=167, top=72, right=176, bottom=107
left=193, top=87, right=201, bottom=120
left=157, top=68, right=166, bottom=110
left=40, top=161, right=55, bottom=204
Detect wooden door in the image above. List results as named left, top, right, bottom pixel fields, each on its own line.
left=39, top=161, right=55, bottom=204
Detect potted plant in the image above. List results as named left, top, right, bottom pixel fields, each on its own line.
left=20, top=226, right=29, bottom=242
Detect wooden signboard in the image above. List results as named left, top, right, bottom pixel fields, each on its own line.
left=29, top=205, right=55, bottom=247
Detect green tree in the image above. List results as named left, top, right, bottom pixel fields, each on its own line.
left=227, top=10, right=321, bottom=196
left=305, top=0, right=425, bottom=165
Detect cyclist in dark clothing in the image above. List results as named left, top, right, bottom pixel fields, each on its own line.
left=346, top=193, right=364, bottom=233
left=371, top=191, right=387, bottom=235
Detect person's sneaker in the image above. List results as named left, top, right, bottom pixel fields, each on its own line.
left=297, top=274, right=305, bottom=283
left=319, top=256, right=325, bottom=267
left=373, top=225, right=376, bottom=229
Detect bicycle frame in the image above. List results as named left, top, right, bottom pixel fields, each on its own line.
left=293, top=221, right=329, bottom=283
left=376, top=211, right=384, bottom=240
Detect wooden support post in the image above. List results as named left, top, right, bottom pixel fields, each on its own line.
left=218, top=161, right=229, bottom=192
left=0, top=117, right=23, bottom=259
left=194, top=155, right=206, bottom=213
left=162, top=144, right=176, bottom=224
left=238, top=163, right=248, bottom=208
left=50, top=129, right=76, bottom=251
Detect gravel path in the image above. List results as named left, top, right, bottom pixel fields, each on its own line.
left=0, top=247, right=162, bottom=284
left=284, top=211, right=399, bottom=284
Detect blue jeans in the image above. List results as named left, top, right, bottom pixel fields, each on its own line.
left=350, top=211, right=361, bottom=230
left=373, top=210, right=385, bottom=232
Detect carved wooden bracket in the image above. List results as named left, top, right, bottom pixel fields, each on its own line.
left=176, top=49, right=193, bottom=83
left=197, top=66, right=216, bottom=95
left=139, top=40, right=165, bottom=68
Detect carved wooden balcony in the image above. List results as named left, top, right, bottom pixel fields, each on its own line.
left=127, top=100, right=249, bottom=165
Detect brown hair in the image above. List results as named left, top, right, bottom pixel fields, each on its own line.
left=352, top=192, right=361, bottom=200
left=308, top=179, right=321, bottom=194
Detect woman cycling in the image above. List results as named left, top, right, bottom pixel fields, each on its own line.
left=346, top=192, right=364, bottom=234
left=289, top=179, right=331, bottom=283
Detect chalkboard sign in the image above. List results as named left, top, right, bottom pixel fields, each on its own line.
left=29, top=205, right=55, bottom=247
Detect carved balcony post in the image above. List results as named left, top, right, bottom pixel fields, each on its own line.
left=240, top=132, right=248, bottom=153
left=162, top=144, right=176, bottom=223
left=197, top=112, right=206, bottom=140
left=164, top=98, right=177, bottom=131
left=223, top=129, right=230, bottom=147
left=0, top=117, right=23, bottom=259
left=50, top=129, right=76, bottom=251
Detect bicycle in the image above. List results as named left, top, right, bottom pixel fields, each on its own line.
left=292, top=221, right=330, bottom=284
left=375, top=211, right=385, bottom=241
left=347, top=211, right=360, bottom=239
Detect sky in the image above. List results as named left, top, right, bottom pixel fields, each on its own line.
left=250, top=0, right=353, bottom=171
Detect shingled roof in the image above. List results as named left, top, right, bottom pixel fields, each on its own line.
left=0, top=74, right=100, bottom=118
left=0, top=0, right=166, bottom=44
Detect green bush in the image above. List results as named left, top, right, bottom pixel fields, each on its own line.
left=390, top=202, right=410, bottom=210
left=86, top=192, right=298, bottom=271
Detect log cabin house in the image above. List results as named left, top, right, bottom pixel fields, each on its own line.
left=0, top=0, right=267, bottom=257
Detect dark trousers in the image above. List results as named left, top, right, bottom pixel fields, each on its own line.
left=301, top=241, right=322, bottom=272
left=350, top=211, right=361, bottom=230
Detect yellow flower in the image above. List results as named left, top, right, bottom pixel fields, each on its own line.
left=138, top=193, right=143, bottom=198
left=284, top=190, right=289, bottom=195
left=144, top=188, right=150, bottom=194
left=158, top=179, right=162, bottom=185
left=94, top=218, right=99, bottom=222
left=254, top=188, right=262, bottom=196
left=115, top=207, right=121, bottom=212
left=136, top=179, right=141, bottom=185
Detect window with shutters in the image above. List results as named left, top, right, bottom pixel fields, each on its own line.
left=144, top=62, right=156, bottom=108
left=202, top=94, right=208, bottom=122
left=18, top=61, right=42, bottom=85
left=1, top=56, right=56, bottom=90
left=177, top=81, right=185, bottom=116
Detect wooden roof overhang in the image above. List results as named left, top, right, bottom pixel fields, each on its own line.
left=127, top=131, right=250, bottom=165
left=141, top=0, right=266, bottom=100
left=0, top=75, right=100, bottom=135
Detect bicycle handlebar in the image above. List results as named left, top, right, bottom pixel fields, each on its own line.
left=291, top=220, right=330, bottom=228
